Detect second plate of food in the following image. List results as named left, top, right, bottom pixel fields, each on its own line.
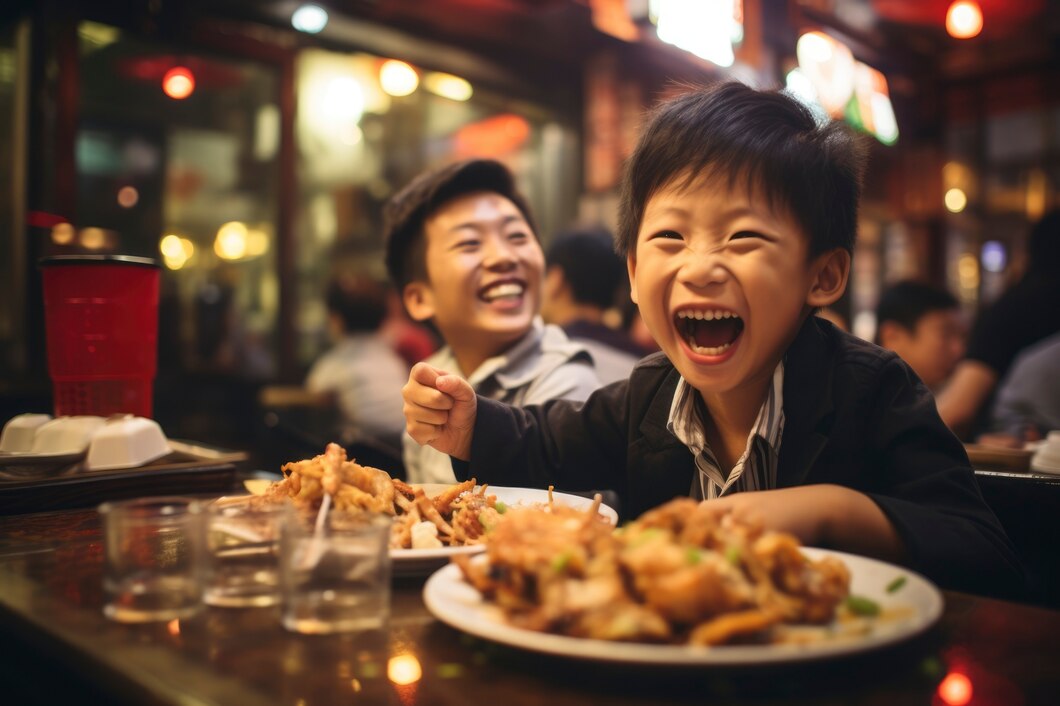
left=394, top=485, right=618, bottom=576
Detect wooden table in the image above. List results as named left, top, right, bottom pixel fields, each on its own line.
left=2, top=507, right=1058, bottom=706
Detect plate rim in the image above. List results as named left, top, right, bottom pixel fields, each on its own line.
left=422, top=547, right=944, bottom=666
left=393, top=486, right=619, bottom=563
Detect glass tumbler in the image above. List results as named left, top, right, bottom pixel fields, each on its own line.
left=98, top=496, right=203, bottom=622
left=200, top=499, right=285, bottom=608
left=280, top=508, right=391, bottom=634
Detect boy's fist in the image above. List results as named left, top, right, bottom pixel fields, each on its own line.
left=402, top=362, right=477, bottom=460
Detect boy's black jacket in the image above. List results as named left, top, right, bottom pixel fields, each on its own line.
left=457, top=316, right=1026, bottom=599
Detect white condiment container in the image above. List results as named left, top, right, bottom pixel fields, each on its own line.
left=29, top=416, right=106, bottom=455
left=0, top=413, right=53, bottom=453
left=85, top=415, right=170, bottom=471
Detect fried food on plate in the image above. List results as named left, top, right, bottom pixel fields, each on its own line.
left=256, top=443, right=515, bottom=549
left=454, top=497, right=851, bottom=647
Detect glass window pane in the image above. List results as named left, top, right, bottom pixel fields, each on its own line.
left=76, top=22, right=280, bottom=378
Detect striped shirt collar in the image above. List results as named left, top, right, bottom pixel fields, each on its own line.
left=666, top=361, right=785, bottom=499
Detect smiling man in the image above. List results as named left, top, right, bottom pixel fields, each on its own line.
left=384, top=159, right=599, bottom=483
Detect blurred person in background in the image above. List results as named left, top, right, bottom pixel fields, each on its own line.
left=540, top=226, right=643, bottom=384
left=384, top=158, right=599, bottom=484
left=875, top=281, right=965, bottom=392
left=938, top=210, right=1060, bottom=440
left=306, top=275, right=408, bottom=453
left=982, top=332, right=1060, bottom=448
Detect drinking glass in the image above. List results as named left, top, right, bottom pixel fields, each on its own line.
left=99, top=496, right=203, bottom=622
left=280, top=507, right=391, bottom=634
left=201, top=499, right=286, bottom=608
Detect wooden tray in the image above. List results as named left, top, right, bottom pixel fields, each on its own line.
left=965, top=443, right=1033, bottom=473
left=0, top=445, right=246, bottom=515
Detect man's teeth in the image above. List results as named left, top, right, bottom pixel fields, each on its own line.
left=676, top=309, right=738, bottom=321
left=688, top=341, right=733, bottom=356
left=482, top=282, right=524, bottom=301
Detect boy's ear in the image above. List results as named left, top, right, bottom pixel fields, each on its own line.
left=402, top=281, right=435, bottom=323
left=805, top=248, right=850, bottom=309
left=626, top=254, right=639, bottom=305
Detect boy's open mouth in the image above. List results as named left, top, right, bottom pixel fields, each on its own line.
left=675, top=309, right=744, bottom=356
left=479, top=280, right=526, bottom=304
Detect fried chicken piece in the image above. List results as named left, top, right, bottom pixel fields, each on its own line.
left=751, top=532, right=851, bottom=623
left=688, top=608, right=783, bottom=646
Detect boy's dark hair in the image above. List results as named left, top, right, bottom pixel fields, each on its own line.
left=874, top=281, right=959, bottom=344
left=546, top=226, right=625, bottom=310
left=325, top=276, right=388, bottom=333
left=383, top=159, right=537, bottom=289
left=616, top=81, right=868, bottom=258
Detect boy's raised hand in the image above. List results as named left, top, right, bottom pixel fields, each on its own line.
left=402, top=362, right=477, bottom=460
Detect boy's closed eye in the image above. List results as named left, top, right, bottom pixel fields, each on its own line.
left=729, top=230, right=773, bottom=242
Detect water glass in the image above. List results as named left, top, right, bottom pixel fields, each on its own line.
left=98, top=496, right=203, bottom=623
left=280, top=508, right=391, bottom=634
left=201, top=499, right=286, bottom=608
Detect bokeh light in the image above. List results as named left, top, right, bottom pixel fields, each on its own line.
left=424, top=72, right=473, bottom=101
left=380, top=60, right=418, bottom=97
left=160, top=234, right=195, bottom=270
left=945, top=188, right=968, bottom=213
left=163, top=66, right=195, bottom=99
left=387, top=654, right=422, bottom=686
left=117, top=185, right=139, bottom=208
left=51, top=222, right=75, bottom=245
left=937, top=671, right=973, bottom=706
left=981, top=240, right=1006, bottom=273
left=80, top=227, right=106, bottom=249
left=946, top=1, right=983, bottom=40
left=214, top=221, right=248, bottom=260
left=292, top=4, right=329, bottom=34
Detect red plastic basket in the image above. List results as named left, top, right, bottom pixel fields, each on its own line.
left=40, top=255, right=160, bottom=418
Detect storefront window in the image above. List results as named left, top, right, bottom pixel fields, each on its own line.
left=0, top=21, right=27, bottom=375
left=75, top=21, right=280, bottom=378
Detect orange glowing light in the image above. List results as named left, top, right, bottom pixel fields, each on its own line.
left=946, top=1, right=983, bottom=39
left=166, top=619, right=181, bottom=637
left=937, top=672, right=973, bottom=706
left=163, top=66, right=195, bottom=99
left=387, top=654, right=422, bottom=686
left=454, top=114, right=531, bottom=158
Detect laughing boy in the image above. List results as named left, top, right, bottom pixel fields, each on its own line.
left=401, top=83, right=1023, bottom=597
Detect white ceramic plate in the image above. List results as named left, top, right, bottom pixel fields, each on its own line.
left=392, top=485, right=618, bottom=576
left=0, top=450, right=85, bottom=468
left=423, top=547, right=943, bottom=666
left=232, top=483, right=619, bottom=577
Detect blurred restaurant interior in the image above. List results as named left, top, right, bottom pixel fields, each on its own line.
left=1, top=0, right=1058, bottom=464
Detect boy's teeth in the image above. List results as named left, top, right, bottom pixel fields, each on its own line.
left=677, top=309, right=736, bottom=321
left=687, top=338, right=733, bottom=356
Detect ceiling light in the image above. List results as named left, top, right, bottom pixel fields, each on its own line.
left=292, top=4, right=329, bottom=34
left=946, top=1, right=983, bottom=40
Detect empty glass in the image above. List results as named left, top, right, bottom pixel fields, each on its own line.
left=280, top=508, right=391, bottom=634
left=99, top=496, right=203, bottom=622
left=200, top=499, right=286, bottom=608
